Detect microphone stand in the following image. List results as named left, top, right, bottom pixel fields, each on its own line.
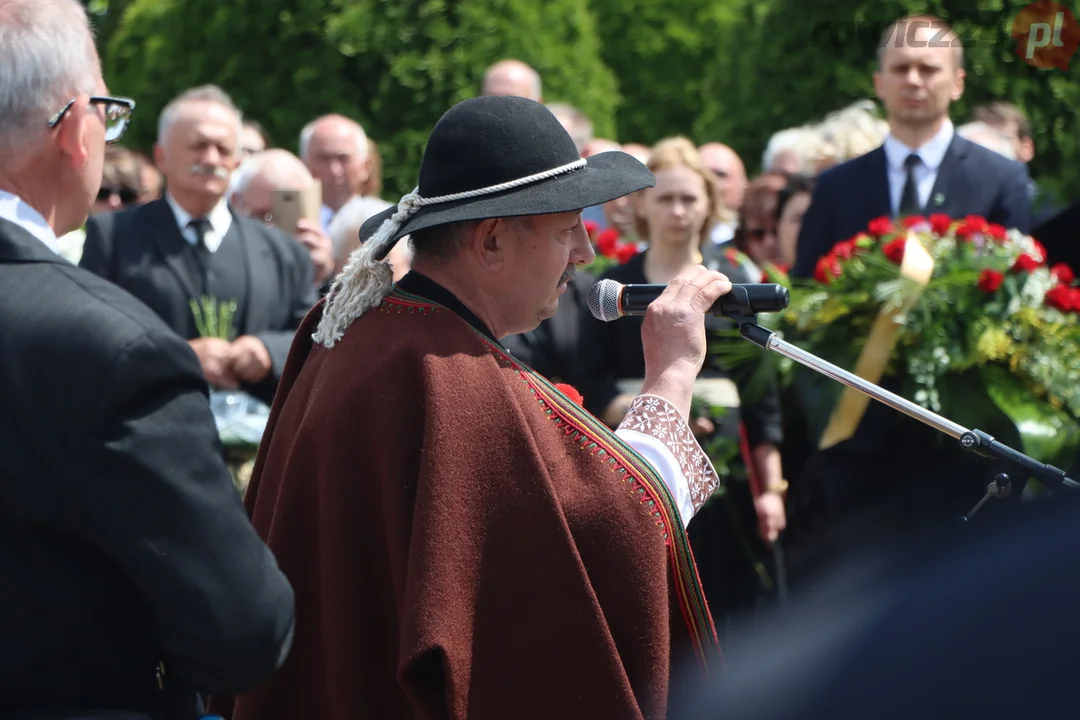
left=735, top=319, right=1080, bottom=522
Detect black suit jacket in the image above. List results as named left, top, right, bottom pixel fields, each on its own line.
left=0, top=219, right=294, bottom=716
left=793, top=135, right=1031, bottom=278
left=79, top=198, right=318, bottom=405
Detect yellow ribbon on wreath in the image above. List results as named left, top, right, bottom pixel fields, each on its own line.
left=818, top=232, right=936, bottom=449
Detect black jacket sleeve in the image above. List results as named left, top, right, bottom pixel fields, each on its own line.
left=56, top=325, right=295, bottom=695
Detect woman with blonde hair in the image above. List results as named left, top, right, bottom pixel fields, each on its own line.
left=574, top=137, right=788, bottom=641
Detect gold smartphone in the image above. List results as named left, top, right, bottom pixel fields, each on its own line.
left=271, top=181, right=322, bottom=234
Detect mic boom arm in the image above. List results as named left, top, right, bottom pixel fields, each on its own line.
left=737, top=321, right=1080, bottom=495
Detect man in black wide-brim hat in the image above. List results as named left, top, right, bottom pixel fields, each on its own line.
left=211, top=96, right=736, bottom=719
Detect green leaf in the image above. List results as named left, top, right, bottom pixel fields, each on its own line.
left=980, top=364, right=1080, bottom=471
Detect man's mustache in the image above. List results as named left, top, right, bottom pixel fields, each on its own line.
left=190, top=164, right=231, bottom=180
left=559, top=266, right=576, bottom=285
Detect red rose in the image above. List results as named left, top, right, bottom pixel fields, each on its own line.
left=901, top=215, right=927, bottom=228
left=774, top=263, right=789, bottom=275
left=986, top=223, right=1008, bottom=241
left=977, top=268, right=1004, bottom=293
left=882, top=237, right=907, bottom=264
left=1045, top=284, right=1076, bottom=313
left=929, top=213, right=952, bottom=235
left=867, top=216, right=894, bottom=237
left=1051, top=262, right=1075, bottom=285
left=724, top=248, right=739, bottom=264
left=615, top=242, right=639, bottom=264
left=832, top=240, right=855, bottom=260
left=814, top=256, right=841, bottom=284
left=583, top=220, right=599, bottom=239
left=595, top=228, right=619, bottom=258
left=964, top=215, right=989, bottom=234
left=554, top=383, right=585, bottom=406
left=1011, top=253, right=1039, bottom=273
left=954, top=223, right=975, bottom=242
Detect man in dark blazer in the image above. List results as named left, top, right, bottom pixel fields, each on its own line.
left=80, top=85, right=317, bottom=407
left=0, top=2, right=294, bottom=717
left=793, top=20, right=1030, bottom=279
left=784, top=15, right=1032, bottom=595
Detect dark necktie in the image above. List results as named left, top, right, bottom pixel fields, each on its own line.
left=187, top=218, right=212, bottom=295
left=898, top=153, right=922, bottom=216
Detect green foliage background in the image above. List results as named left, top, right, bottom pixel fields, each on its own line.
left=87, top=0, right=1078, bottom=205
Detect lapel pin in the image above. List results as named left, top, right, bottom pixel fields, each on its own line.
left=933, top=193, right=945, bottom=207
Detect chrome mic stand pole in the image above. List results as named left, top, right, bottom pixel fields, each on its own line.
left=737, top=321, right=1080, bottom=520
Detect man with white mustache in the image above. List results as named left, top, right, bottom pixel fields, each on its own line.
left=81, top=85, right=318, bottom=404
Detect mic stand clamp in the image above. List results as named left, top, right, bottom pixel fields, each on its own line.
left=733, top=319, right=1080, bottom=523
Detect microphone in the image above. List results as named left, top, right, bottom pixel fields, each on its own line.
left=587, top=278, right=790, bottom=322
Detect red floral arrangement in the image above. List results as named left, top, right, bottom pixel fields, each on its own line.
left=582, top=220, right=640, bottom=275
left=750, top=213, right=1080, bottom=469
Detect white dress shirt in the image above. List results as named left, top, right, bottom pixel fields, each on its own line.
left=0, top=190, right=60, bottom=255
left=883, top=119, right=954, bottom=216
left=165, top=193, right=233, bottom=253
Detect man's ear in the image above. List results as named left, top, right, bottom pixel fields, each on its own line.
left=152, top=143, right=166, bottom=171
left=55, top=96, right=92, bottom=170
left=473, top=218, right=506, bottom=270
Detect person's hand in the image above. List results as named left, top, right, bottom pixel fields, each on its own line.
left=189, top=337, right=239, bottom=389
left=689, top=415, right=715, bottom=437
left=638, top=266, right=732, bottom=419
left=755, top=491, right=787, bottom=543
left=295, top=219, right=335, bottom=286
left=230, top=335, right=273, bottom=384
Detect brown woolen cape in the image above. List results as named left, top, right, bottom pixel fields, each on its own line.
left=210, top=288, right=719, bottom=719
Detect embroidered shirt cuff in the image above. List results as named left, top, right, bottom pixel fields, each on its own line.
left=616, top=394, right=720, bottom=527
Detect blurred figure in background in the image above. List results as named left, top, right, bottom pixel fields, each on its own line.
left=547, top=102, right=593, bottom=156
left=813, top=99, right=889, bottom=173
left=326, top=192, right=394, bottom=276
left=136, top=150, right=163, bottom=204
left=240, top=118, right=270, bottom=158
left=761, top=126, right=822, bottom=175
left=775, top=173, right=813, bottom=269
left=956, top=120, right=1016, bottom=160
left=727, top=173, right=788, bottom=277
left=481, top=58, right=542, bottom=101
left=80, top=85, right=318, bottom=406
left=360, top=136, right=383, bottom=198
left=230, top=148, right=336, bottom=288
left=59, top=145, right=145, bottom=263
left=699, top=142, right=746, bottom=246
left=299, top=113, right=371, bottom=229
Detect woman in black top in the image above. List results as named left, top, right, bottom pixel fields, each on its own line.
left=572, top=137, right=787, bottom=642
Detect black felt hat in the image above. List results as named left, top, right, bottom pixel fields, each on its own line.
left=359, top=96, right=655, bottom=257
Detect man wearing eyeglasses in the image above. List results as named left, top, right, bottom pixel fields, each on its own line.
left=80, top=85, right=319, bottom=404
left=0, top=1, right=295, bottom=718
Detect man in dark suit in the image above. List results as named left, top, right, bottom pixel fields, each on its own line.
left=80, top=85, right=317, bottom=406
left=793, top=17, right=1030, bottom=279
left=0, top=1, right=294, bottom=717
left=785, top=15, right=1032, bottom=594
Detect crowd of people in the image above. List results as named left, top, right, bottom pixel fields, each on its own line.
left=4, top=0, right=1079, bottom=718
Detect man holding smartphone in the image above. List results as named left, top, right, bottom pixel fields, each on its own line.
left=230, top=148, right=336, bottom=289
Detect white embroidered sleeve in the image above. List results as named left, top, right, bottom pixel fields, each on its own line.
left=615, top=394, right=720, bottom=528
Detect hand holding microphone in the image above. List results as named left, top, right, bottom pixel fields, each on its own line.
left=587, top=278, right=790, bottom=322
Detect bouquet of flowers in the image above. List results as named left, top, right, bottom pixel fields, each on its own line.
left=582, top=220, right=641, bottom=276
left=723, top=213, right=1080, bottom=470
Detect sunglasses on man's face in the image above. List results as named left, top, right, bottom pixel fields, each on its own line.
left=96, top=185, right=140, bottom=205
left=48, top=95, right=136, bottom=144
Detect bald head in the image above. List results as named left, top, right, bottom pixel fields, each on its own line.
left=699, top=142, right=747, bottom=210
left=300, top=114, right=369, bottom=212
left=620, top=143, right=651, bottom=165
left=482, top=59, right=542, bottom=102
left=232, top=149, right=315, bottom=220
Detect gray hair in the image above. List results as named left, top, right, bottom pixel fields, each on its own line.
left=157, top=84, right=243, bottom=152
left=299, top=114, right=368, bottom=163
left=326, top=194, right=393, bottom=259
left=546, top=103, right=593, bottom=155
left=957, top=121, right=1016, bottom=161
left=762, top=125, right=825, bottom=174
left=230, top=148, right=313, bottom=197
left=0, top=0, right=99, bottom=156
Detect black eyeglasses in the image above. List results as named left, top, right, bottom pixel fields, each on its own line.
left=48, top=95, right=135, bottom=144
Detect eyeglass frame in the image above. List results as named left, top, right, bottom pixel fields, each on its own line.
left=47, top=95, right=136, bottom=144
